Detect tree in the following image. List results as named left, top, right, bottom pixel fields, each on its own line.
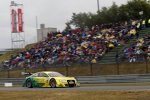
left=69, top=13, right=96, bottom=29
left=126, top=0, right=150, bottom=19
left=66, top=0, right=150, bottom=29
left=64, top=22, right=71, bottom=31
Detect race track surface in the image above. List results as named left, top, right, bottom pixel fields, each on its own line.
left=1, top=86, right=150, bottom=91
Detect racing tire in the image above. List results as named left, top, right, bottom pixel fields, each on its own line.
left=26, top=80, right=33, bottom=88
left=50, top=79, right=56, bottom=88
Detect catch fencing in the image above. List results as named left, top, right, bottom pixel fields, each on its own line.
left=1, top=74, right=150, bottom=86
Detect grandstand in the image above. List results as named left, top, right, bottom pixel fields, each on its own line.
left=100, top=28, right=150, bottom=64
left=0, top=18, right=149, bottom=78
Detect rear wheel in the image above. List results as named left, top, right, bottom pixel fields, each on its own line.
left=50, top=79, right=56, bottom=88
left=26, top=80, right=32, bottom=88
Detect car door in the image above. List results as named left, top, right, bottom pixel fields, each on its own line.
left=34, top=72, right=49, bottom=87
left=32, top=72, right=42, bottom=83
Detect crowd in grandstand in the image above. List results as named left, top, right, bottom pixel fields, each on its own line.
left=1, top=19, right=150, bottom=70
left=123, top=34, right=150, bottom=62
left=122, top=19, right=150, bottom=63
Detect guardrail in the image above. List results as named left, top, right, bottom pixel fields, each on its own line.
left=0, top=74, right=150, bottom=86
left=0, top=78, right=24, bottom=86
left=76, top=74, right=150, bottom=84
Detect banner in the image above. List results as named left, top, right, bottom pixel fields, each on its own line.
left=18, top=8, right=23, bottom=32
left=11, top=9, right=17, bottom=33
left=11, top=9, right=16, bottom=33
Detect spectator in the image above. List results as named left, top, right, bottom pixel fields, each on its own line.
left=5, top=20, right=142, bottom=69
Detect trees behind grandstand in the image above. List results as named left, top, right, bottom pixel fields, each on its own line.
left=65, top=0, right=150, bottom=30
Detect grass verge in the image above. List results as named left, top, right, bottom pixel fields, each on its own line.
left=0, top=90, right=150, bottom=100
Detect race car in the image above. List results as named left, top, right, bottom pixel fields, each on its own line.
left=23, top=71, right=80, bottom=88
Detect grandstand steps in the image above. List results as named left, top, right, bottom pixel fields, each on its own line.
left=99, top=28, right=150, bottom=64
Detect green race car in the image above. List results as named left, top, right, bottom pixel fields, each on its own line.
left=23, top=71, right=80, bottom=88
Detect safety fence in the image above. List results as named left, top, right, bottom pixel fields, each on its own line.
left=1, top=74, right=150, bottom=86
left=0, top=62, right=150, bottom=78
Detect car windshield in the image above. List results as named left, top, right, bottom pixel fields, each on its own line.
left=47, top=72, right=65, bottom=77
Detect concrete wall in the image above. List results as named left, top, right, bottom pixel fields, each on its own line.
left=37, top=27, right=57, bottom=42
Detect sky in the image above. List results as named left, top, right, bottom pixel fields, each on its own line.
left=0, top=0, right=128, bottom=49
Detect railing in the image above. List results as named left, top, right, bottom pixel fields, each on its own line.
left=0, top=61, right=149, bottom=79
left=1, top=74, right=150, bottom=86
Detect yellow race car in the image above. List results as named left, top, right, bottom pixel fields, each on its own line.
left=23, top=71, right=80, bottom=88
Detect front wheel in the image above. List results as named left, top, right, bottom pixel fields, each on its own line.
left=50, top=79, right=56, bottom=88
left=26, top=80, right=32, bottom=88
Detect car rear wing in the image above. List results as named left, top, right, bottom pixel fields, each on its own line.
left=21, top=72, right=33, bottom=76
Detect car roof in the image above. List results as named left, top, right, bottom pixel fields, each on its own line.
left=39, top=71, right=58, bottom=74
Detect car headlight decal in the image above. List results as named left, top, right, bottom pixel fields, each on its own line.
left=59, top=80, right=66, bottom=83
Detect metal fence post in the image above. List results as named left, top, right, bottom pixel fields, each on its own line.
left=42, top=63, right=46, bottom=71
left=24, top=65, right=27, bottom=73
left=117, top=62, right=120, bottom=75
left=146, top=60, right=148, bottom=73
left=116, top=51, right=120, bottom=75
left=145, top=54, right=148, bottom=73
left=90, top=63, right=93, bottom=76
left=144, top=53, right=148, bottom=73
left=66, top=65, right=69, bottom=76
left=7, top=69, right=10, bottom=78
